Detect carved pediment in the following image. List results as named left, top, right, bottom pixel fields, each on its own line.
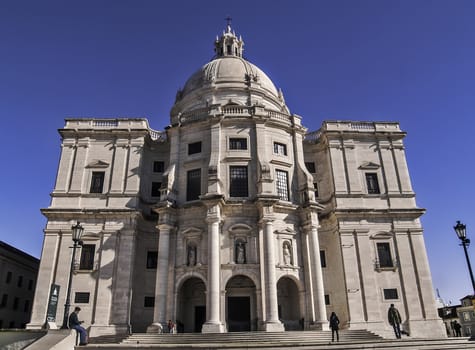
left=370, top=231, right=394, bottom=240
left=229, top=224, right=252, bottom=235
left=228, top=223, right=252, bottom=236
left=182, top=227, right=203, bottom=239
left=359, top=161, right=380, bottom=170
left=86, top=160, right=109, bottom=168
left=274, top=227, right=295, bottom=237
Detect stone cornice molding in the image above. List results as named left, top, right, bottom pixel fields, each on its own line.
left=333, top=208, right=425, bottom=220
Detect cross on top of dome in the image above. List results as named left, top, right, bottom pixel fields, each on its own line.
left=214, top=17, right=244, bottom=58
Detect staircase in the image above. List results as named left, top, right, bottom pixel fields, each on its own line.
left=83, top=331, right=475, bottom=350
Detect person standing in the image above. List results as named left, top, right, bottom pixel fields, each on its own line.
left=68, top=306, right=88, bottom=345
left=329, top=311, right=340, bottom=342
left=387, top=304, right=402, bottom=339
left=167, top=319, right=175, bottom=333
left=453, top=320, right=462, bottom=337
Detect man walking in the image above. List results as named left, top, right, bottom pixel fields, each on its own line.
left=387, top=304, right=402, bottom=339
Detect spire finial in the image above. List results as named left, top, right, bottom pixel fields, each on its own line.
left=225, top=15, right=232, bottom=32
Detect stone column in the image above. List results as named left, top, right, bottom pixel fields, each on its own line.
left=54, top=141, right=75, bottom=193
left=69, top=141, right=89, bottom=193
left=27, top=230, right=60, bottom=329
left=202, top=202, right=224, bottom=333
left=148, top=223, right=172, bottom=332
left=89, top=231, right=116, bottom=336
left=308, top=223, right=329, bottom=330
left=262, top=218, right=284, bottom=331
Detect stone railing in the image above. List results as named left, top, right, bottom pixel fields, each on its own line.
left=304, top=130, right=322, bottom=143
left=93, top=120, right=119, bottom=127
left=267, top=110, right=291, bottom=124
left=149, top=128, right=167, bottom=142
left=179, top=107, right=211, bottom=124
left=222, top=105, right=252, bottom=116
left=349, top=122, right=376, bottom=131
left=65, top=118, right=149, bottom=130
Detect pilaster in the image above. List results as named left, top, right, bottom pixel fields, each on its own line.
left=258, top=200, right=284, bottom=332
left=202, top=198, right=225, bottom=333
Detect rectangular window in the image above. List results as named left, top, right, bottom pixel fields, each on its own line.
left=6, top=271, right=12, bottom=284
left=325, top=294, right=330, bottom=305
left=229, top=138, right=248, bottom=150
left=383, top=288, right=398, bottom=300
left=90, top=171, right=105, bottom=193
left=305, top=162, right=316, bottom=173
left=377, top=242, right=393, bottom=268
left=28, top=280, right=33, bottom=291
left=79, top=244, right=95, bottom=270
left=17, top=276, right=23, bottom=288
left=74, top=292, right=90, bottom=304
left=186, top=169, right=201, bottom=201
left=146, top=251, right=158, bottom=269
left=23, top=300, right=30, bottom=313
left=320, top=250, right=326, bottom=268
left=1, top=294, right=8, bottom=308
left=229, top=166, right=249, bottom=197
left=313, top=182, right=319, bottom=198
left=366, top=173, right=380, bottom=194
left=276, top=170, right=289, bottom=201
left=13, top=297, right=19, bottom=310
left=151, top=182, right=162, bottom=197
left=144, top=296, right=155, bottom=307
left=188, top=141, right=202, bottom=155
left=153, top=161, right=165, bottom=173
left=273, top=142, right=287, bottom=156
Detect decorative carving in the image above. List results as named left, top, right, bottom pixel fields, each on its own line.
left=283, top=242, right=292, bottom=265
left=187, top=245, right=197, bottom=266
left=235, top=240, right=246, bottom=264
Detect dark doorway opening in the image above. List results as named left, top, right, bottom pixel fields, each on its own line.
left=227, top=296, right=250, bottom=331
left=194, top=306, right=206, bottom=332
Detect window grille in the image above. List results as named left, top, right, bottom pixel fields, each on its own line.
left=276, top=170, right=289, bottom=201
left=186, top=169, right=201, bottom=201
left=79, top=244, right=95, bottom=270
left=230, top=166, right=248, bottom=197
left=90, top=172, right=105, bottom=193
left=366, top=173, right=380, bottom=194
left=229, top=138, right=248, bottom=150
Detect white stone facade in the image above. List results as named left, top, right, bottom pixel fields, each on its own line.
left=27, top=25, right=445, bottom=338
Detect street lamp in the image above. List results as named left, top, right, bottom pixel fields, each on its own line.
left=61, top=221, right=84, bottom=329
left=454, top=220, right=475, bottom=295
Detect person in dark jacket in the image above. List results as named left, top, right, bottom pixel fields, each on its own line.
left=69, top=306, right=88, bottom=345
left=453, top=320, right=462, bottom=337
left=387, top=304, right=402, bottom=339
left=329, top=311, right=340, bottom=342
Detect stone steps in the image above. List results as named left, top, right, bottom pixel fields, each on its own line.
left=82, top=332, right=475, bottom=350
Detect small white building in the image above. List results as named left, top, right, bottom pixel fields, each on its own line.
left=27, top=25, right=445, bottom=338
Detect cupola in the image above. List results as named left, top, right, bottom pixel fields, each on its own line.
left=214, top=23, right=244, bottom=58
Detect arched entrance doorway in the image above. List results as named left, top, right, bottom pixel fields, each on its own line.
left=177, top=277, right=206, bottom=333
left=225, top=275, right=257, bottom=332
left=277, top=277, right=302, bottom=330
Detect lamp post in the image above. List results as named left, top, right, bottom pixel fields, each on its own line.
left=61, top=221, right=84, bottom=329
left=454, top=220, right=475, bottom=295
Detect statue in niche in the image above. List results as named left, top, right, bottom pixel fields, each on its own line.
left=283, top=242, right=292, bottom=265
left=236, top=241, right=246, bottom=264
left=187, top=245, right=196, bottom=266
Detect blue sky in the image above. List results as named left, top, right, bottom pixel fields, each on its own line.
left=1, top=0, right=474, bottom=306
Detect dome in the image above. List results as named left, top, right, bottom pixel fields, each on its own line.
left=171, top=24, right=288, bottom=119
left=181, top=56, right=279, bottom=99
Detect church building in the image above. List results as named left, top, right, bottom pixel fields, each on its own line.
left=28, top=25, right=445, bottom=338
